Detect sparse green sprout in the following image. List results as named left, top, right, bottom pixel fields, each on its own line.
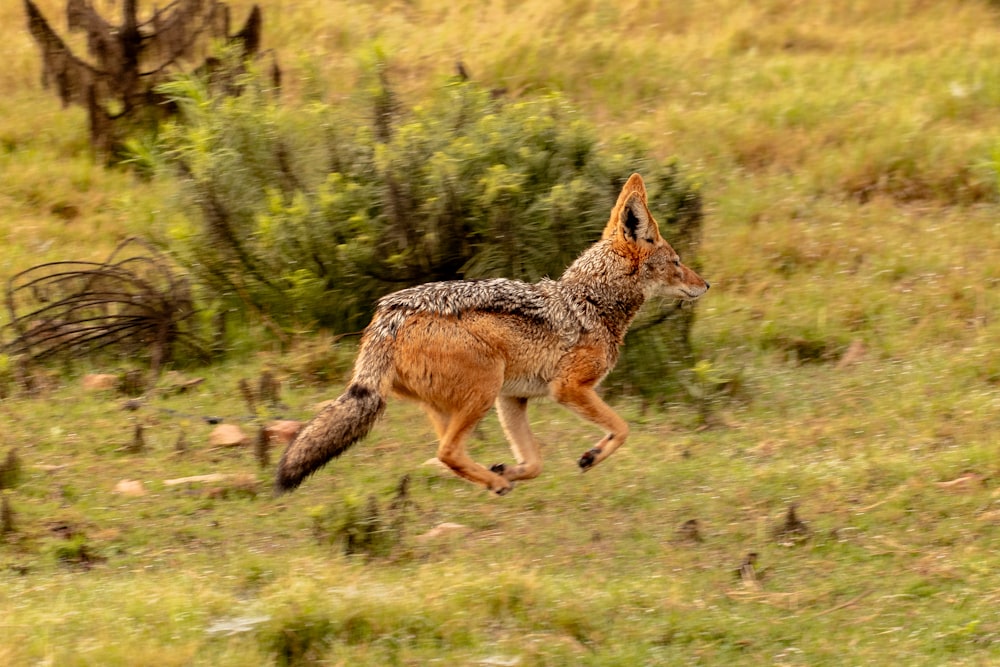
left=1, top=493, right=14, bottom=534
left=0, top=449, right=22, bottom=490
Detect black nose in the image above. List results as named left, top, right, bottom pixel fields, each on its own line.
left=705, top=281, right=711, bottom=289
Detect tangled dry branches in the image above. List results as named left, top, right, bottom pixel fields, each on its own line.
left=3, top=238, right=207, bottom=372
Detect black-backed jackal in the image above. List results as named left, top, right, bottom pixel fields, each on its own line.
left=276, top=174, right=709, bottom=495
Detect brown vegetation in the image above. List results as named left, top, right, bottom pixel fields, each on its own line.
left=24, top=0, right=271, bottom=153
left=2, top=237, right=207, bottom=372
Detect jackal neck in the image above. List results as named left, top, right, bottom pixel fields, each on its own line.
left=558, top=242, right=647, bottom=344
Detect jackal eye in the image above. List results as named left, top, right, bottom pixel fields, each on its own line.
left=672, top=258, right=681, bottom=267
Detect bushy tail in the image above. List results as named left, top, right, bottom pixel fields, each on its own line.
left=275, top=334, right=392, bottom=493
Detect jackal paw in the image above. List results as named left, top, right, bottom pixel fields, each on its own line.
left=488, top=465, right=514, bottom=495
left=578, top=447, right=602, bottom=470
left=490, top=478, right=514, bottom=496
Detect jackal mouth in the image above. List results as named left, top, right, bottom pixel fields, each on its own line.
left=678, top=288, right=705, bottom=301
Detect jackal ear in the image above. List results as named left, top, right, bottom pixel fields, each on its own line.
left=617, top=194, right=656, bottom=243
left=621, top=173, right=648, bottom=203
left=603, top=173, right=654, bottom=241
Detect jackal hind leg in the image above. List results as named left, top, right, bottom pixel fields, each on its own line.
left=421, top=405, right=451, bottom=442
left=492, top=396, right=543, bottom=482
left=420, top=404, right=455, bottom=472
left=433, top=403, right=513, bottom=496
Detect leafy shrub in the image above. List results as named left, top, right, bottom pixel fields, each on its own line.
left=308, top=475, right=413, bottom=559
left=152, top=59, right=705, bottom=398
left=258, top=607, right=334, bottom=666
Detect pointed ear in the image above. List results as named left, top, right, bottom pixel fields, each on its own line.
left=602, top=173, right=659, bottom=243
left=618, top=193, right=658, bottom=243
left=621, top=173, right=648, bottom=203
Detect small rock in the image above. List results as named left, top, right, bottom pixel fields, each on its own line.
left=477, top=657, right=521, bottom=667
left=209, top=424, right=249, bottom=447
left=206, top=614, right=272, bottom=636
left=34, top=464, right=69, bottom=473
left=837, top=339, right=866, bottom=369
left=415, top=522, right=471, bottom=543
left=91, top=528, right=121, bottom=541
left=749, top=440, right=778, bottom=458
left=164, top=473, right=229, bottom=486
left=113, top=479, right=146, bottom=497
left=422, top=457, right=450, bottom=470
left=82, top=374, right=118, bottom=391
left=203, top=473, right=260, bottom=500
left=229, top=473, right=261, bottom=496
left=161, top=372, right=205, bottom=394
left=264, top=420, right=302, bottom=445
left=935, top=472, right=984, bottom=492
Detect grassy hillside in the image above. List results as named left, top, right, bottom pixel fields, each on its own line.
left=2, top=0, right=1000, bottom=664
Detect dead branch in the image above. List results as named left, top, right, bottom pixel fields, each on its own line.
left=2, top=238, right=209, bottom=373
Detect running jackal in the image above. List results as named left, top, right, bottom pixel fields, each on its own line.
left=276, top=173, right=709, bottom=495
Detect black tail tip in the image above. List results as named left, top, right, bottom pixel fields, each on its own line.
left=273, top=470, right=303, bottom=496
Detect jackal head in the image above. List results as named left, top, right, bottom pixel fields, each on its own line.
left=602, top=173, right=710, bottom=302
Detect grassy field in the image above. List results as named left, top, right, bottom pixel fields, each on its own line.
left=2, top=0, right=1000, bottom=664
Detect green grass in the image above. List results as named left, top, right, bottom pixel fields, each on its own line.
left=2, top=367, right=999, bottom=665
left=3, top=0, right=1000, bottom=664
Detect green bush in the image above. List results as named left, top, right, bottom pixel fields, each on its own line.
left=308, top=481, right=412, bottom=559
left=152, top=59, right=705, bottom=398
left=258, top=607, right=335, bottom=666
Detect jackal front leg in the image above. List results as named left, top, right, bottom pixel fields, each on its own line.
left=552, top=379, right=629, bottom=472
